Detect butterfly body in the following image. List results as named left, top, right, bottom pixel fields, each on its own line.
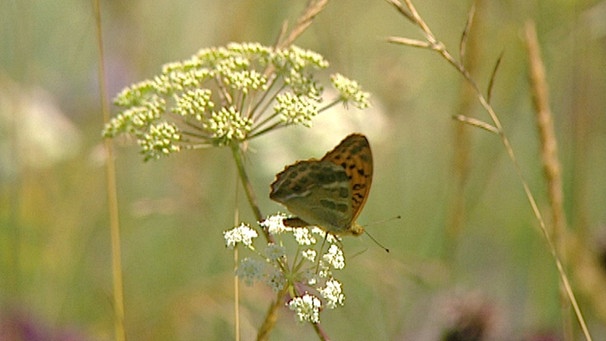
left=270, top=134, right=372, bottom=236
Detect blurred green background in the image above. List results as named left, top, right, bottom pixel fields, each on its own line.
left=2, top=0, right=606, bottom=340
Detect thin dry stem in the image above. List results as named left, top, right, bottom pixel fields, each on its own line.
left=453, top=115, right=498, bottom=134
left=277, top=0, right=329, bottom=48
left=389, top=1, right=593, bottom=339
left=459, top=2, right=476, bottom=61
left=233, top=195, right=241, bottom=341
left=385, top=0, right=414, bottom=22
left=399, top=0, right=437, bottom=41
left=447, top=0, right=481, bottom=261
left=94, top=1, right=126, bottom=340
left=233, top=247, right=241, bottom=341
left=386, top=36, right=432, bottom=48
left=486, top=52, right=503, bottom=103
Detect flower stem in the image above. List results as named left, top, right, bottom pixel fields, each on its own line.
left=257, top=290, right=287, bottom=341
left=312, top=322, right=330, bottom=341
left=230, top=142, right=272, bottom=243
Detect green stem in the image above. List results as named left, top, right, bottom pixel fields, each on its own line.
left=249, top=121, right=285, bottom=140
left=318, top=98, right=342, bottom=113
left=256, top=289, right=287, bottom=341
left=230, top=142, right=272, bottom=243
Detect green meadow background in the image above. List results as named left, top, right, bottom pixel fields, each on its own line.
left=2, top=0, right=606, bottom=340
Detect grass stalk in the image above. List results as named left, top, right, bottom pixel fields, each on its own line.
left=93, top=0, right=126, bottom=340
left=234, top=246, right=241, bottom=341
left=445, top=0, right=482, bottom=261
left=525, top=21, right=567, bottom=245
left=524, top=20, right=574, bottom=340
left=387, top=0, right=592, bottom=338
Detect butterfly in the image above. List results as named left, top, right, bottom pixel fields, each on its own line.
left=269, top=134, right=373, bottom=236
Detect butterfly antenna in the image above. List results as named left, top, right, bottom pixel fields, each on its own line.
left=350, top=248, right=369, bottom=258
left=364, top=230, right=390, bottom=253
left=361, top=215, right=400, bottom=253
left=363, top=215, right=402, bottom=227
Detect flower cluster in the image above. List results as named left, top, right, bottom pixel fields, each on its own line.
left=223, top=214, right=348, bottom=324
left=223, top=223, right=258, bottom=249
left=331, top=73, right=371, bottom=109
left=103, top=42, right=371, bottom=160
left=288, top=294, right=322, bottom=323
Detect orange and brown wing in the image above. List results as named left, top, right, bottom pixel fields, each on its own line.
left=321, top=134, right=373, bottom=223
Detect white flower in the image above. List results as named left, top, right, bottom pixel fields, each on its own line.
left=274, top=92, right=319, bottom=127
left=287, top=294, right=322, bottom=323
left=260, top=214, right=289, bottom=235
left=223, top=223, right=258, bottom=248
left=236, top=257, right=264, bottom=285
left=330, top=73, right=371, bottom=109
left=311, top=227, right=340, bottom=244
left=322, top=244, right=345, bottom=269
left=203, top=106, right=252, bottom=143
left=319, top=278, right=345, bottom=309
left=293, top=228, right=316, bottom=246
left=301, top=249, right=317, bottom=262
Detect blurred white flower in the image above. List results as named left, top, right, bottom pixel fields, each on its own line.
left=235, top=257, right=264, bottom=286
left=0, top=83, right=81, bottom=175
left=265, top=267, right=286, bottom=292
left=264, top=243, right=286, bottom=261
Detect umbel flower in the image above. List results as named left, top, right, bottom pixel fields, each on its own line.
left=223, top=214, right=347, bottom=324
left=103, top=42, right=370, bottom=161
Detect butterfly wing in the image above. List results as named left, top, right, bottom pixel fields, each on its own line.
left=270, top=160, right=354, bottom=234
left=321, top=134, right=373, bottom=226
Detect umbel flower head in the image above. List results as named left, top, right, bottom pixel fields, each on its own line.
left=103, top=42, right=371, bottom=161
left=223, top=214, right=347, bottom=324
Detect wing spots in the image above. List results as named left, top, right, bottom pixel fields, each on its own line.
left=320, top=199, right=348, bottom=213
left=270, top=161, right=348, bottom=200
